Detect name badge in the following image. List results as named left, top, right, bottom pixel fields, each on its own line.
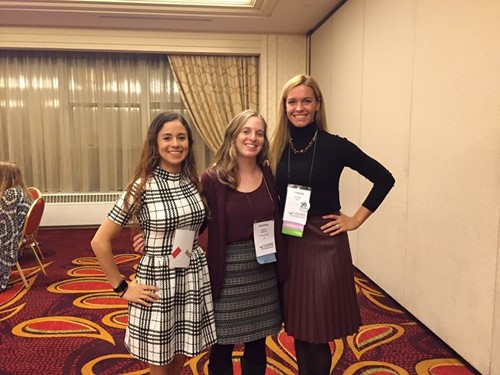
left=253, top=219, right=277, bottom=264
left=169, top=229, right=195, bottom=268
left=282, top=184, right=312, bottom=237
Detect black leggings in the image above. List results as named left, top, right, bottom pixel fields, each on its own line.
left=294, top=339, right=332, bottom=375
left=208, top=338, right=266, bottom=374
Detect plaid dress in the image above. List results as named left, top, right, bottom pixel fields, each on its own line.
left=108, top=167, right=217, bottom=365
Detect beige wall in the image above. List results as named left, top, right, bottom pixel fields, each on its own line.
left=0, top=27, right=306, bottom=133
left=310, top=1, right=500, bottom=374
left=260, top=34, right=308, bottom=132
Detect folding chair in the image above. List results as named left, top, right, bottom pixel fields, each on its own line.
left=14, top=262, right=29, bottom=288
left=27, top=187, right=43, bottom=242
left=17, top=197, right=46, bottom=277
left=28, top=186, right=42, bottom=200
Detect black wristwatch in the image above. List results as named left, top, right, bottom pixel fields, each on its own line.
left=113, top=279, right=128, bottom=295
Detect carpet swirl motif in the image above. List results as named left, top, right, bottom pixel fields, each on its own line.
left=0, top=231, right=479, bottom=375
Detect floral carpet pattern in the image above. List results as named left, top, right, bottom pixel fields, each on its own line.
left=0, top=228, right=480, bottom=375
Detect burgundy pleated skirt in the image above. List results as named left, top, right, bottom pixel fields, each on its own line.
left=283, top=216, right=362, bottom=343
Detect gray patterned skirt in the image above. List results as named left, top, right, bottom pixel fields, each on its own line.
left=213, top=241, right=282, bottom=344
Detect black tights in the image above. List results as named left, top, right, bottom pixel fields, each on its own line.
left=294, top=339, right=332, bottom=375
left=208, top=338, right=266, bottom=374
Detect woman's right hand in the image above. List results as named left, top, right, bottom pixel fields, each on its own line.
left=132, top=232, right=145, bottom=254
left=121, top=279, right=160, bottom=307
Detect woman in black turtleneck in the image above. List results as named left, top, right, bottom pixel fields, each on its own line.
left=269, top=75, right=395, bottom=375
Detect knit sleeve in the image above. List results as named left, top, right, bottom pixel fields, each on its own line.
left=338, top=137, right=395, bottom=212
left=107, top=180, right=141, bottom=226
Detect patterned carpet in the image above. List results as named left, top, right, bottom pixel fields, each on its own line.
left=0, top=228, right=480, bottom=375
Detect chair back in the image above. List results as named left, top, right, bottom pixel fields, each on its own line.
left=17, top=196, right=47, bottom=279
left=22, top=197, right=45, bottom=240
left=28, top=186, right=42, bottom=200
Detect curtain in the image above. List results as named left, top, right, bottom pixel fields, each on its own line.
left=168, top=55, right=259, bottom=153
left=0, top=51, right=209, bottom=193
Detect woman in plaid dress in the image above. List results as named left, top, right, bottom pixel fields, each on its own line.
left=92, top=112, right=217, bottom=374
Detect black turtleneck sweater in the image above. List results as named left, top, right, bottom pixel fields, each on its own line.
left=276, top=123, right=395, bottom=216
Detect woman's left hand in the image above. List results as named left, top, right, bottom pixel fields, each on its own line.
left=321, top=212, right=362, bottom=236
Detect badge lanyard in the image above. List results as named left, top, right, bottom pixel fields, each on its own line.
left=244, top=173, right=274, bottom=220
left=287, top=136, right=317, bottom=186
left=281, top=134, right=318, bottom=237
left=244, top=174, right=277, bottom=264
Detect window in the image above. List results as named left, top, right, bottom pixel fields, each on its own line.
left=0, top=51, right=212, bottom=192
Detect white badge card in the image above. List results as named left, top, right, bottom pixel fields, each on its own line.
left=253, top=219, right=277, bottom=264
left=169, top=229, right=195, bottom=269
left=282, top=184, right=312, bottom=237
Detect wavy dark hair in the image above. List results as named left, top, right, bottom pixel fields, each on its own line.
left=124, top=112, right=204, bottom=222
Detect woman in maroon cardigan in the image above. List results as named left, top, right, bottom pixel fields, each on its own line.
left=201, top=109, right=287, bottom=375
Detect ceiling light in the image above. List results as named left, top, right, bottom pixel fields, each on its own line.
left=101, top=0, right=255, bottom=6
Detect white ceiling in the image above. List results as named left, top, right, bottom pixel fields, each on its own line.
left=0, top=0, right=344, bottom=34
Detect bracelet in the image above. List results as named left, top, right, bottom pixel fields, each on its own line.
left=113, top=279, right=128, bottom=295
left=119, top=287, right=128, bottom=298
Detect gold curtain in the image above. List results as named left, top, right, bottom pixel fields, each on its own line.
left=168, top=55, right=259, bottom=153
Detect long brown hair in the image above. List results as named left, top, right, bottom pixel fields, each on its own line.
left=212, top=109, right=270, bottom=189
left=269, top=74, right=327, bottom=172
left=124, top=112, right=203, bottom=222
left=0, top=161, right=30, bottom=200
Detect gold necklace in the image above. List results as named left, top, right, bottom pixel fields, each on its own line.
left=288, top=130, right=318, bottom=155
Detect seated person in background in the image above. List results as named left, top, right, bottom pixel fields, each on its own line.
left=0, top=161, right=32, bottom=292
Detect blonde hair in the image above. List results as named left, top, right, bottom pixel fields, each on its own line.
left=269, top=74, right=327, bottom=172
left=212, top=109, right=270, bottom=189
left=0, top=161, right=30, bottom=200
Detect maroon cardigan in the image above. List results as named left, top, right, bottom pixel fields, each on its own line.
left=201, top=164, right=288, bottom=300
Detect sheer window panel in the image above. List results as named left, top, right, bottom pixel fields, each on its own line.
left=0, top=55, right=64, bottom=191
left=0, top=51, right=212, bottom=193
left=70, top=106, right=142, bottom=192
